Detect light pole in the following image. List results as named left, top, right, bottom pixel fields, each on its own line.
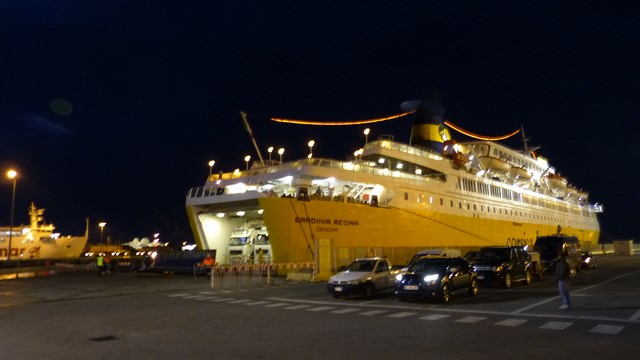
left=244, top=155, right=251, bottom=171
left=6, top=169, right=17, bottom=261
left=99, top=222, right=106, bottom=245
left=278, top=148, right=285, bottom=163
left=267, top=147, right=273, bottom=163
left=208, top=160, right=215, bottom=176
left=364, top=128, right=370, bottom=144
left=308, top=140, right=315, bottom=159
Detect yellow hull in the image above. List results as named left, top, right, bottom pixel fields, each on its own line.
left=257, top=196, right=599, bottom=265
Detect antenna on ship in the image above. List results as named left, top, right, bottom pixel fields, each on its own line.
left=240, top=111, right=265, bottom=166
left=520, top=125, right=540, bottom=157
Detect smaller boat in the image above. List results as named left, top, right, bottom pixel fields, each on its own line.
left=0, top=203, right=88, bottom=260
left=478, top=156, right=511, bottom=174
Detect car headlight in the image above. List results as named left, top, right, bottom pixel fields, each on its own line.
left=395, top=274, right=403, bottom=281
left=423, top=274, right=439, bottom=284
left=491, top=265, right=503, bottom=272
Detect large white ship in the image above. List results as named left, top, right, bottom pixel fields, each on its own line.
left=185, top=102, right=601, bottom=276
left=0, top=203, right=89, bottom=260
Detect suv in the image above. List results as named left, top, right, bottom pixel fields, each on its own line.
left=395, top=256, right=479, bottom=303
left=471, top=246, right=535, bottom=288
left=533, top=235, right=582, bottom=273
left=326, top=257, right=396, bottom=299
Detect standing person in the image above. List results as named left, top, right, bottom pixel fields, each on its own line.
left=556, top=248, right=572, bottom=310
left=97, top=254, right=105, bottom=276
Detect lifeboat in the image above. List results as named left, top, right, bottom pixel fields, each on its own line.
left=478, top=156, right=510, bottom=174
left=508, top=166, right=531, bottom=182
left=544, top=173, right=568, bottom=192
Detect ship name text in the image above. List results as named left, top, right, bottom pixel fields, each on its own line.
left=294, top=217, right=359, bottom=227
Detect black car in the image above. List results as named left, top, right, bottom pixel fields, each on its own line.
left=395, top=257, right=479, bottom=303
left=471, top=246, right=534, bottom=288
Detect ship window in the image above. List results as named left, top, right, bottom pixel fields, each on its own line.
left=474, top=204, right=477, bottom=211
left=451, top=200, right=454, bottom=207
left=440, top=198, right=444, bottom=206
left=404, top=192, right=408, bottom=200
left=459, top=202, right=462, bottom=209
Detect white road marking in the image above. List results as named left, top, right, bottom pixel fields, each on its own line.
left=456, top=316, right=487, bottom=323
left=229, top=299, right=252, bottom=304
left=387, top=312, right=417, bottom=318
left=495, top=319, right=528, bottom=327
left=331, top=308, right=360, bottom=314
left=419, top=314, right=451, bottom=321
left=285, top=304, right=311, bottom=310
left=264, top=302, right=289, bottom=308
left=167, top=293, right=191, bottom=297
left=589, top=325, right=624, bottom=335
left=307, top=306, right=336, bottom=312
left=628, top=309, right=640, bottom=322
left=539, top=321, right=572, bottom=330
left=359, top=310, right=387, bottom=316
left=244, top=301, right=270, bottom=306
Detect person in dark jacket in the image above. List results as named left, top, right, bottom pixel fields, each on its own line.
left=556, top=248, right=572, bottom=310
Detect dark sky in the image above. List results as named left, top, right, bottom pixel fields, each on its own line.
left=1, top=1, right=637, bottom=246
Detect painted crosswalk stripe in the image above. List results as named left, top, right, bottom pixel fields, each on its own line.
left=265, top=303, right=289, bottom=308
left=589, top=325, right=624, bottom=335
left=167, top=293, right=191, bottom=298
left=455, top=316, right=487, bottom=323
left=212, top=297, right=235, bottom=302
left=419, top=314, right=451, bottom=321
left=197, top=296, right=221, bottom=301
left=285, top=305, right=311, bottom=310
left=331, top=308, right=360, bottom=314
left=181, top=294, right=206, bottom=299
left=359, top=310, right=388, bottom=316
left=244, top=301, right=270, bottom=306
left=229, top=299, right=252, bottom=304
left=539, top=321, right=572, bottom=330
left=495, top=319, right=528, bottom=327
left=307, top=306, right=336, bottom=312
left=387, top=312, right=417, bottom=318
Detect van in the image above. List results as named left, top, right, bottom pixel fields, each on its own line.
left=533, top=235, right=581, bottom=273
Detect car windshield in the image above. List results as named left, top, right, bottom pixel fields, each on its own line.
left=408, top=259, right=447, bottom=273
left=476, top=248, right=509, bottom=260
left=347, top=260, right=376, bottom=272
left=535, top=243, right=561, bottom=257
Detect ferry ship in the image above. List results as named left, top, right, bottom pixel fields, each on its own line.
left=0, top=203, right=89, bottom=260
left=185, top=102, right=602, bottom=276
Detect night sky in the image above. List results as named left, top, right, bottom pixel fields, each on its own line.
left=1, top=2, right=637, bottom=247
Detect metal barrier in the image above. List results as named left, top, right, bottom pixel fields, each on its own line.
left=207, top=262, right=315, bottom=289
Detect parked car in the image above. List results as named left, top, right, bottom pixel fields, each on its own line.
left=580, top=251, right=597, bottom=269
left=533, top=235, right=582, bottom=273
left=471, top=246, right=537, bottom=288
left=326, top=257, right=396, bottom=299
left=463, top=250, right=478, bottom=262
left=395, top=256, right=479, bottom=303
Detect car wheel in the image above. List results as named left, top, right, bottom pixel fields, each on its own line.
left=439, top=283, right=451, bottom=303
left=533, top=262, right=543, bottom=281
left=524, top=269, right=532, bottom=285
left=363, top=283, right=374, bottom=299
left=503, top=272, right=512, bottom=289
left=468, top=277, right=479, bottom=296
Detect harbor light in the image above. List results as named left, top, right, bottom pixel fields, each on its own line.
left=6, top=169, right=18, bottom=261
left=99, top=222, right=107, bottom=245
left=244, top=155, right=251, bottom=171
left=208, top=160, right=215, bottom=176
left=364, top=128, right=370, bottom=144
left=267, top=147, right=274, bottom=162
left=308, top=140, right=315, bottom=158
left=278, top=148, right=285, bottom=163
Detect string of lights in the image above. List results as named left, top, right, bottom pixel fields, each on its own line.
left=271, top=110, right=520, bottom=140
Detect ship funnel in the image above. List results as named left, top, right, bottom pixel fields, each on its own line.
left=402, top=100, right=452, bottom=152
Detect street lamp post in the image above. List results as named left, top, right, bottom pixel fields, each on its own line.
left=364, top=128, right=370, bottom=144
left=267, top=147, right=274, bottom=163
left=208, top=160, right=215, bottom=176
left=99, top=222, right=106, bottom=245
left=244, top=155, right=251, bottom=171
left=278, top=148, right=285, bottom=163
left=6, top=169, right=17, bottom=261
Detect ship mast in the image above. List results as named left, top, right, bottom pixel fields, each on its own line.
left=240, top=111, right=265, bottom=166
